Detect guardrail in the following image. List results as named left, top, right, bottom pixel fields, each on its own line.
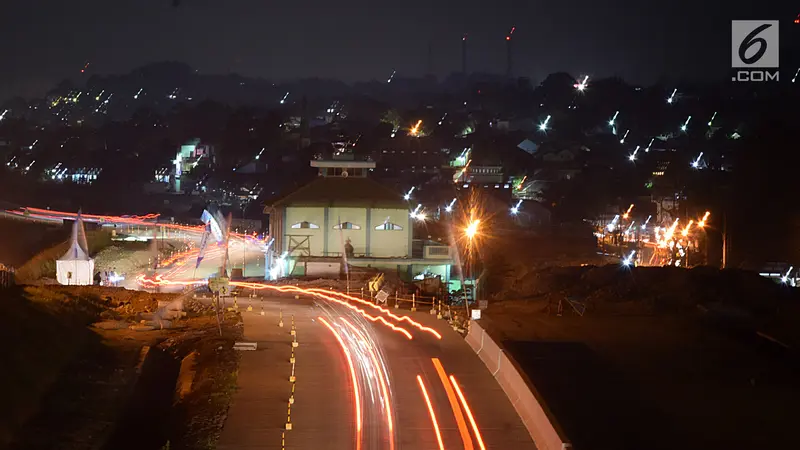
left=465, top=321, right=571, bottom=450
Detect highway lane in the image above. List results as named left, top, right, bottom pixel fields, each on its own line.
left=224, top=293, right=536, bottom=450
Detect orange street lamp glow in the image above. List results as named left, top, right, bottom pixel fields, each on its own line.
left=465, top=219, right=480, bottom=239
left=681, top=220, right=694, bottom=237
left=698, top=211, right=710, bottom=228
left=622, top=204, right=634, bottom=220
left=410, top=120, right=423, bottom=136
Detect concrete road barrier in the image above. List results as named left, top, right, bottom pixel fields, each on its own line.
left=466, top=321, right=571, bottom=450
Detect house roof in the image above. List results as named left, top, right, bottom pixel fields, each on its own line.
left=270, top=176, right=408, bottom=209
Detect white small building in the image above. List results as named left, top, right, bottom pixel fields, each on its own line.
left=267, top=160, right=454, bottom=282
left=56, top=214, right=95, bottom=285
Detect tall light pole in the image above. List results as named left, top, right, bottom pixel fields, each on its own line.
left=461, top=34, right=468, bottom=74
left=464, top=219, right=480, bottom=310
left=505, top=27, right=515, bottom=78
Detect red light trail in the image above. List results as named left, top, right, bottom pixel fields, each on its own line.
left=319, top=317, right=362, bottom=450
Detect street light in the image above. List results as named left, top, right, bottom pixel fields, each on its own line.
left=445, top=198, right=456, bottom=213
left=465, top=219, right=480, bottom=239
left=538, top=115, right=551, bottom=132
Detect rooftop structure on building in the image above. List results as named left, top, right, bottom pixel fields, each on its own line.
left=265, top=159, right=455, bottom=284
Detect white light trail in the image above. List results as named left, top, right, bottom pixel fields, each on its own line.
left=608, top=110, right=619, bottom=127
left=680, top=115, right=692, bottom=132
left=445, top=198, right=456, bottom=213
left=707, top=111, right=717, bottom=127
left=645, top=137, right=655, bottom=152
left=691, top=152, right=704, bottom=169
left=641, top=215, right=651, bottom=230
left=667, top=88, right=677, bottom=104
left=538, top=114, right=551, bottom=131
left=628, top=145, right=640, bottom=162
left=622, top=250, right=636, bottom=266
left=574, top=75, right=589, bottom=91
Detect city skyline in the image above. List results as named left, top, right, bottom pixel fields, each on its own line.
left=0, top=0, right=788, bottom=101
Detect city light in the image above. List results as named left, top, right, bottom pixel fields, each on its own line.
left=681, top=220, right=694, bottom=237
left=607, top=214, right=619, bottom=232
left=608, top=110, right=619, bottom=127
left=628, top=145, right=640, bottom=162
left=645, top=137, right=655, bottom=152
left=538, top=115, right=551, bottom=132
left=445, top=198, right=457, bottom=213
left=691, top=152, right=704, bottom=169
left=641, top=215, right=652, bottom=230
left=410, top=120, right=423, bottom=137
left=622, top=204, right=634, bottom=220
left=410, top=204, right=422, bottom=219
left=622, top=250, right=636, bottom=266
left=465, top=219, right=480, bottom=239
left=707, top=111, right=717, bottom=127
left=667, top=88, right=677, bottom=104
left=698, top=211, right=710, bottom=228
left=781, top=266, right=794, bottom=284
left=574, top=75, right=589, bottom=91
left=680, top=115, right=692, bottom=132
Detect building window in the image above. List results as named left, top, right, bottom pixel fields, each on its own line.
left=375, top=222, right=403, bottom=231
left=291, top=221, right=320, bottom=229
left=333, top=222, right=361, bottom=230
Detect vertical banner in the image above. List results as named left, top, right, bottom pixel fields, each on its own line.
left=196, top=224, right=211, bottom=269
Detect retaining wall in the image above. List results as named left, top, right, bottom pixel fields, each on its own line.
left=465, top=320, right=571, bottom=450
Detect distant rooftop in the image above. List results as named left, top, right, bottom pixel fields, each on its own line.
left=270, top=175, right=405, bottom=209
left=310, top=159, right=376, bottom=178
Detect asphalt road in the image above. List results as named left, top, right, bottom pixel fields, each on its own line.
left=218, top=296, right=535, bottom=449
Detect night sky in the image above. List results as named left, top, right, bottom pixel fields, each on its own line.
left=0, top=0, right=792, bottom=101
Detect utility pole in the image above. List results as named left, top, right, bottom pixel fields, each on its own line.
left=722, top=212, right=728, bottom=269
left=505, top=26, right=516, bottom=78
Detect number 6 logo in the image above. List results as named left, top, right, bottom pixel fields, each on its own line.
left=739, top=24, right=771, bottom=65
left=732, top=21, right=779, bottom=68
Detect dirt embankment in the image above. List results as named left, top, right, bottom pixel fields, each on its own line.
left=483, top=266, right=800, bottom=450
left=0, top=219, right=68, bottom=268
left=1, top=285, right=242, bottom=450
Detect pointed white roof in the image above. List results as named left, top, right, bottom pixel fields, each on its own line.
left=59, top=213, right=92, bottom=261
